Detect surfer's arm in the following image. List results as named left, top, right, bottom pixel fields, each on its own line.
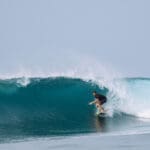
left=89, top=100, right=97, bottom=105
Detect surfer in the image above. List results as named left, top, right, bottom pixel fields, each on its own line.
left=89, top=91, right=107, bottom=113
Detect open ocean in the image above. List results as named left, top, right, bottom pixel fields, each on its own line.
left=0, top=76, right=150, bottom=149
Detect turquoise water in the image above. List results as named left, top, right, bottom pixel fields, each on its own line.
left=0, top=77, right=150, bottom=149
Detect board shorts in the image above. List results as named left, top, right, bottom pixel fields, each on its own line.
left=99, top=98, right=107, bottom=105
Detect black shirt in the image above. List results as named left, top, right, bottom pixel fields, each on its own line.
left=95, top=93, right=106, bottom=101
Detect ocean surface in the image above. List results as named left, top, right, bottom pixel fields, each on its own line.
left=0, top=76, right=150, bottom=149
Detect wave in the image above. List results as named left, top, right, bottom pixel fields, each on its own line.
left=0, top=76, right=150, bottom=138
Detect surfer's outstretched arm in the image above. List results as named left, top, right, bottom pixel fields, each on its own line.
left=89, top=100, right=97, bottom=105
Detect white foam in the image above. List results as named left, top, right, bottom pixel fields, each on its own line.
left=16, top=77, right=31, bottom=87
left=98, top=78, right=150, bottom=119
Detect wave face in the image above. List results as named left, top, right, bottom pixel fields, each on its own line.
left=0, top=77, right=150, bottom=139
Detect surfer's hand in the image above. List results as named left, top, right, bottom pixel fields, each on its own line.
left=89, top=102, right=92, bottom=105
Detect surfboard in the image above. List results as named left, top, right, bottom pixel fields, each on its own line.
left=98, top=112, right=107, bottom=118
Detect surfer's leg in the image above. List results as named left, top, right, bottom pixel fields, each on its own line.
left=99, top=105, right=104, bottom=113
left=99, top=99, right=106, bottom=113
left=96, top=104, right=104, bottom=113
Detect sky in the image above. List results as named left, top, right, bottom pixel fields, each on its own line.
left=0, top=0, right=150, bottom=77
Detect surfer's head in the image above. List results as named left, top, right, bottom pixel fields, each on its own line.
left=93, top=91, right=97, bottom=96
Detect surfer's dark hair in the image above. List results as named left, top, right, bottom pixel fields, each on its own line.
left=93, top=91, right=97, bottom=94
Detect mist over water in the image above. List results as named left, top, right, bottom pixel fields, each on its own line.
left=0, top=51, right=121, bottom=79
